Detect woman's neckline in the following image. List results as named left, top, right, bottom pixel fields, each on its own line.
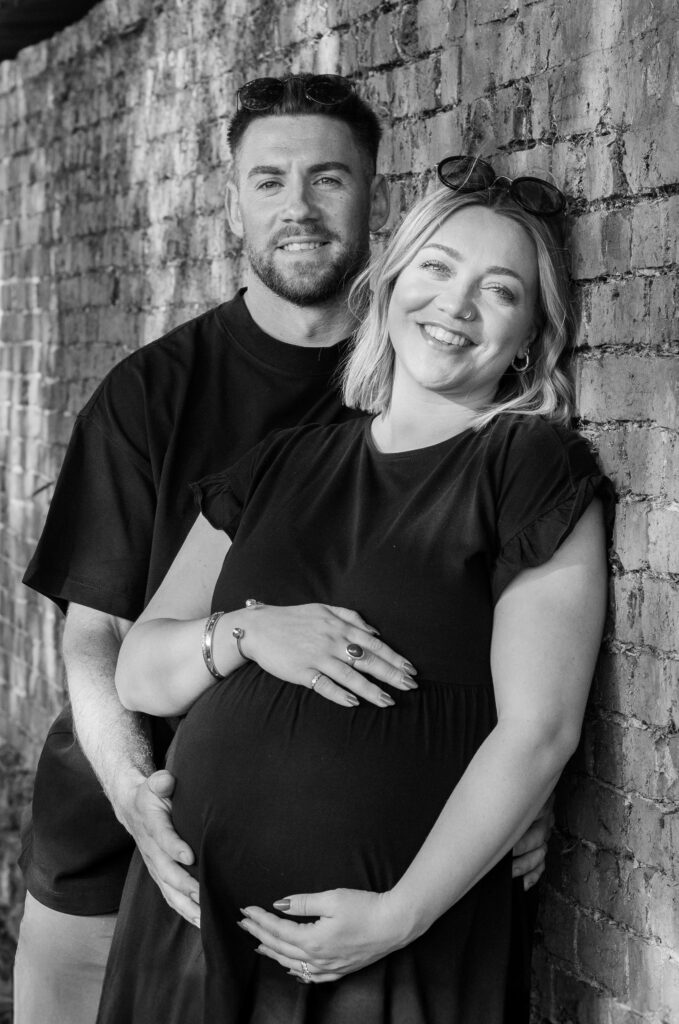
left=365, top=415, right=480, bottom=459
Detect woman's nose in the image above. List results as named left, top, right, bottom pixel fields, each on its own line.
left=435, top=288, right=476, bottom=322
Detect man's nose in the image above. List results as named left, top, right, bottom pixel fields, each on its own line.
left=282, top=181, right=318, bottom=221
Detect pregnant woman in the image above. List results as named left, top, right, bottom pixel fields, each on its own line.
left=103, top=160, right=612, bottom=1022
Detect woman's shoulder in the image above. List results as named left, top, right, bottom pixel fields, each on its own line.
left=484, top=413, right=597, bottom=479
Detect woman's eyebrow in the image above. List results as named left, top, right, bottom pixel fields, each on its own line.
left=422, top=244, right=526, bottom=285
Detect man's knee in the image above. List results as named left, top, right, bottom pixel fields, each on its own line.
left=14, top=893, right=117, bottom=1024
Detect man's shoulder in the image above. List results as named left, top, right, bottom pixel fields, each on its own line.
left=80, top=299, right=239, bottom=419
left=107, top=301, right=234, bottom=378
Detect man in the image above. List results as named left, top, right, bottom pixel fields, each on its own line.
left=14, top=74, right=548, bottom=1023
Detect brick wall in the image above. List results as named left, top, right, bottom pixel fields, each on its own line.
left=0, top=0, right=677, bottom=1019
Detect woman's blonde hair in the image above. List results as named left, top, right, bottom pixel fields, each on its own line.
left=342, top=186, right=577, bottom=429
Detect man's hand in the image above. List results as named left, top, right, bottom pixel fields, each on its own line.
left=512, top=795, right=555, bottom=890
left=63, top=605, right=201, bottom=927
left=114, top=769, right=201, bottom=928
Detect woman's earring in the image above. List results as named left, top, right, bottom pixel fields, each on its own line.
left=511, top=350, right=531, bottom=373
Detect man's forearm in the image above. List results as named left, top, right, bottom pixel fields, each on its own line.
left=62, top=604, right=154, bottom=821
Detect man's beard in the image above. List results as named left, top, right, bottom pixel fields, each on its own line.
left=246, top=238, right=369, bottom=307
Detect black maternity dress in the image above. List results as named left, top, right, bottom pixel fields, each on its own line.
left=98, top=413, right=612, bottom=1024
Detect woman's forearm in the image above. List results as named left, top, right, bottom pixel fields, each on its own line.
left=115, top=613, right=247, bottom=715
left=388, top=719, right=575, bottom=944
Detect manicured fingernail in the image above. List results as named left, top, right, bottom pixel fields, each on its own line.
left=237, top=920, right=250, bottom=931
left=401, top=675, right=418, bottom=688
left=179, top=851, right=192, bottom=864
left=379, top=692, right=395, bottom=706
left=346, top=695, right=360, bottom=707
left=403, top=662, right=417, bottom=675
left=273, top=898, right=291, bottom=911
left=255, top=947, right=264, bottom=954
left=192, top=917, right=200, bottom=928
left=369, top=628, right=381, bottom=636
left=190, top=891, right=200, bottom=903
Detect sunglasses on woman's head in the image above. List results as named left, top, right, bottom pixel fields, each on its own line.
left=437, top=155, right=566, bottom=217
left=236, top=74, right=355, bottom=112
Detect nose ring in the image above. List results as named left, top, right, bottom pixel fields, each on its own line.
left=461, top=310, right=473, bottom=321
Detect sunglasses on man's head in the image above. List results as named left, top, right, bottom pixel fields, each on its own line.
left=237, top=75, right=355, bottom=112
left=437, top=156, right=566, bottom=217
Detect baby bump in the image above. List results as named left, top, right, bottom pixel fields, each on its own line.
left=169, top=664, right=495, bottom=911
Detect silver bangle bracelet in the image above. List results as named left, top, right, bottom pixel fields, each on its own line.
left=201, top=611, right=226, bottom=679
left=202, top=601, right=261, bottom=678
left=232, top=626, right=247, bottom=659
left=231, top=599, right=263, bottom=661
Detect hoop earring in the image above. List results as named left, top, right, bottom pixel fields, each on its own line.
left=511, top=351, right=530, bottom=373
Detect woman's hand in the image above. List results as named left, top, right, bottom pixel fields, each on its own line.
left=512, top=795, right=554, bottom=890
left=238, top=889, right=411, bottom=983
left=230, top=603, right=418, bottom=708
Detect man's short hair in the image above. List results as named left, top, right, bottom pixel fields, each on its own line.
left=228, top=74, right=382, bottom=174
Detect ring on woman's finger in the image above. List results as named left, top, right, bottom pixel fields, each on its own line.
left=300, top=960, right=311, bottom=983
left=345, top=642, right=365, bottom=666
left=310, top=671, right=323, bottom=691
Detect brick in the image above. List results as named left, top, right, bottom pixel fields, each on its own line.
left=623, top=121, right=679, bottom=192
left=626, top=794, right=679, bottom=878
left=660, top=955, right=679, bottom=1017
left=646, top=873, right=679, bottom=949
left=590, top=424, right=679, bottom=500
left=548, top=52, right=614, bottom=137
left=577, top=913, right=628, bottom=993
left=561, top=774, right=630, bottom=854
left=627, top=933, right=664, bottom=1013
left=439, top=47, right=461, bottom=107
left=583, top=278, right=647, bottom=349
left=547, top=961, right=613, bottom=1024
left=589, top=716, right=675, bottom=802
left=612, top=575, right=679, bottom=654
left=540, top=889, right=579, bottom=965
left=546, top=841, right=651, bottom=937
left=648, top=504, right=679, bottom=574
left=364, top=58, right=440, bottom=121
left=576, top=354, right=679, bottom=429
left=612, top=499, right=650, bottom=570
left=583, top=273, right=679, bottom=352
left=571, top=208, right=633, bottom=280
left=630, top=196, right=679, bottom=270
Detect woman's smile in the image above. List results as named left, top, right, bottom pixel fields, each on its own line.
left=419, top=323, right=475, bottom=349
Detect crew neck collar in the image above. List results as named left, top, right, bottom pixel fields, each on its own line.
left=216, top=289, right=350, bottom=376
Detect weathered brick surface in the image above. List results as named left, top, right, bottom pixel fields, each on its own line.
left=0, top=0, right=677, bottom=1020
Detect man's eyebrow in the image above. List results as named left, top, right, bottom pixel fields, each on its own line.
left=247, top=161, right=354, bottom=178
left=422, top=243, right=527, bottom=284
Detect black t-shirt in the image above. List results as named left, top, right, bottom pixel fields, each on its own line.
left=21, top=290, right=356, bottom=914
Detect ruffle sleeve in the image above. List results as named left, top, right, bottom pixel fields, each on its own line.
left=490, top=420, right=616, bottom=602
left=190, top=470, right=244, bottom=539
left=190, top=425, right=304, bottom=539
left=190, top=431, right=278, bottom=539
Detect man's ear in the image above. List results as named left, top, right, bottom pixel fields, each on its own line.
left=226, top=179, right=244, bottom=238
left=368, top=174, right=390, bottom=232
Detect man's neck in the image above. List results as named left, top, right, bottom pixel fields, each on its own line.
left=242, top=273, right=356, bottom=348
